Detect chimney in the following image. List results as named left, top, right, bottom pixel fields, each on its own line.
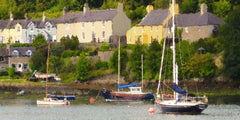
left=200, top=3, right=208, bottom=15
left=24, top=13, right=29, bottom=21
left=146, top=5, right=153, bottom=13
left=83, top=3, right=90, bottom=14
left=117, top=3, right=123, bottom=12
left=10, top=12, right=14, bottom=21
left=42, top=12, right=46, bottom=22
left=63, top=7, right=67, bottom=15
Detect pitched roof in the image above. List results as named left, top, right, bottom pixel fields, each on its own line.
left=167, top=12, right=224, bottom=27
left=0, top=20, right=8, bottom=29
left=138, top=9, right=169, bottom=26
left=10, top=47, right=35, bottom=56
left=55, top=9, right=118, bottom=24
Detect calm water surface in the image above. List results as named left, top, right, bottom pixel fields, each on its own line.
left=0, top=99, right=240, bottom=120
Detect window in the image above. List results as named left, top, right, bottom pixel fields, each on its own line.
left=157, top=26, right=159, bottom=31
left=92, top=32, right=95, bottom=40
left=0, top=56, right=4, bottom=62
left=65, top=24, right=70, bottom=30
left=142, top=26, right=144, bottom=32
left=92, top=22, right=94, bottom=28
left=12, top=50, right=19, bottom=57
left=26, top=50, right=32, bottom=57
left=47, top=26, right=50, bottom=31
left=129, top=37, right=131, bottom=42
left=17, top=27, right=20, bottom=32
left=185, top=27, right=189, bottom=33
left=82, top=32, right=85, bottom=39
left=102, top=21, right=105, bottom=28
left=12, top=64, right=16, bottom=68
left=18, top=64, right=22, bottom=68
left=102, top=31, right=105, bottom=39
left=151, top=26, right=153, bottom=31
left=23, top=64, right=28, bottom=70
left=82, top=23, right=85, bottom=29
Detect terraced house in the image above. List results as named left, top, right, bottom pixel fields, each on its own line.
left=55, top=3, right=131, bottom=43
left=0, top=12, right=57, bottom=44
left=127, top=3, right=223, bottom=44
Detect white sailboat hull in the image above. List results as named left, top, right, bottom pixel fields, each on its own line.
left=36, top=98, right=70, bottom=105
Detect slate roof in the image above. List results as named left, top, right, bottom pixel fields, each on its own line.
left=166, top=12, right=224, bottom=27
left=55, top=9, right=118, bottom=24
left=0, top=20, right=8, bottom=29
left=10, top=47, right=35, bottom=56
left=138, top=9, right=170, bottom=26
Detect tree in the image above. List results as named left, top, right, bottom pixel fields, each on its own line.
left=180, top=0, right=197, bottom=14
left=153, top=0, right=170, bottom=9
left=109, top=46, right=128, bottom=75
left=144, top=40, right=162, bottom=80
left=76, top=53, right=91, bottom=81
left=60, top=35, right=79, bottom=50
left=129, top=44, right=144, bottom=80
left=6, top=67, right=15, bottom=78
left=213, top=0, right=231, bottom=19
left=32, top=34, right=47, bottom=49
left=219, top=6, right=240, bottom=80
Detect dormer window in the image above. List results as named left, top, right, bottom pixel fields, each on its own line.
left=26, top=50, right=32, bottom=57
left=17, top=27, right=20, bottom=32
left=12, top=50, right=19, bottom=57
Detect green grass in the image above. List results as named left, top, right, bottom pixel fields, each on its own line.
left=0, top=79, right=26, bottom=83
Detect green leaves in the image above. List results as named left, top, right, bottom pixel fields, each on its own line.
left=76, top=53, right=92, bottom=81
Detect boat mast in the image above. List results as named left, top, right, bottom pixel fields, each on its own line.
left=118, top=37, right=120, bottom=92
left=46, top=42, right=50, bottom=98
left=172, top=0, right=177, bottom=99
left=141, top=54, right=143, bottom=90
left=156, top=38, right=166, bottom=99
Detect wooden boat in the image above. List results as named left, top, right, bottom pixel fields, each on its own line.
left=156, top=0, right=208, bottom=114
left=36, top=43, right=70, bottom=105
left=101, top=38, right=154, bottom=102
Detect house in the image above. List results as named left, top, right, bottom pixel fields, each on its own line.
left=9, top=47, right=35, bottom=72
left=0, top=47, right=9, bottom=71
left=126, top=3, right=179, bottom=44
left=0, top=12, right=57, bottom=44
left=164, top=3, right=224, bottom=42
left=55, top=3, right=131, bottom=43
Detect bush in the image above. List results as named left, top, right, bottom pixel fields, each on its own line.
left=99, top=43, right=111, bottom=51
left=95, top=60, right=108, bottom=70
left=0, top=71, right=8, bottom=76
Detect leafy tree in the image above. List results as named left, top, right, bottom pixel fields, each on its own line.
left=213, top=0, right=231, bottom=19
left=29, top=45, right=47, bottom=72
left=109, top=46, right=128, bottom=75
left=99, top=42, right=111, bottom=51
left=32, top=34, right=47, bottom=49
left=6, top=67, right=15, bottom=78
left=144, top=40, right=162, bottom=80
left=219, top=6, right=240, bottom=80
left=180, top=0, right=198, bottom=14
left=76, top=53, right=92, bottom=81
left=49, top=56, right=62, bottom=74
left=153, top=0, right=170, bottom=9
left=60, top=35, right=79, bottom=50
left=94, top=60, right=108, bottom=70
left=129, top=44, right=144, bottom=80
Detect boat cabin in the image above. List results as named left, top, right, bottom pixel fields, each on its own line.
left=129, top=87, right=142, bottom=93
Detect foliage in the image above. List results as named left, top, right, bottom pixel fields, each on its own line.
left=10, top=43, right=32, bottom=47
left=49, top=56, right=62, bottom=74
left=6, top=67, right=15, bottom=78
left=0, top=71, right=8, bottom=76
left=0, top=44, right=6, bottom=48
left=60, top=36, right=79, bottom=50
left=144, top=40, right=162, bottom=80
left=108, top=46, right=128, bottom=75
left=213, top=0, right=231, bottom=19
left=76, top=53, right=92, bottom=82
left=94, top=60, right=108, bottom=70
left=32, top=34, right=47, bottom=49
left=129, top=44, right=144, bottom=80
left=219, top=6, right=240, bottom=80
left=153, top=0, right=170, bottom=9
left=61, top=50, right=81, bottom=58
left=180, top=0, right=198, bottom=14
left=50, top=43, right=64, bottom=57
left=99, top=42, right=111, bottom=51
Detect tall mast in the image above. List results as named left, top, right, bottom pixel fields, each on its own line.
left=141, top=54, right=143, bottom=90
left=172, top=0, right=177, bottom=99
left=118, top=37, right=120, bottom=92
left=46, top=42, right=50, bottom=98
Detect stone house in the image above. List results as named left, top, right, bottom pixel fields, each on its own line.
left=55, top=3, right=131, bottom=43
left=164, top=3, right=224, bottom=42
left=9, top=47, right=35, bottom=72
left=126, top=3, right=179, bottom=44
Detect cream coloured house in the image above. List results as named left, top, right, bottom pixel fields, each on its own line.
left=56, top=3, right=131, bottom=43
left=126, top=4, right=179, bottom=44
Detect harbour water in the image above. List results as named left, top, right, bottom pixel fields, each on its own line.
left=0, top=99, right=240, bottom=120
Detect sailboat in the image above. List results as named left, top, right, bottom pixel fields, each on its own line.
left=101, top=38, right=154, bottom=102
left=36, top=43, right=70, bottom=105
left=156, top=0, right=208, bottom=114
